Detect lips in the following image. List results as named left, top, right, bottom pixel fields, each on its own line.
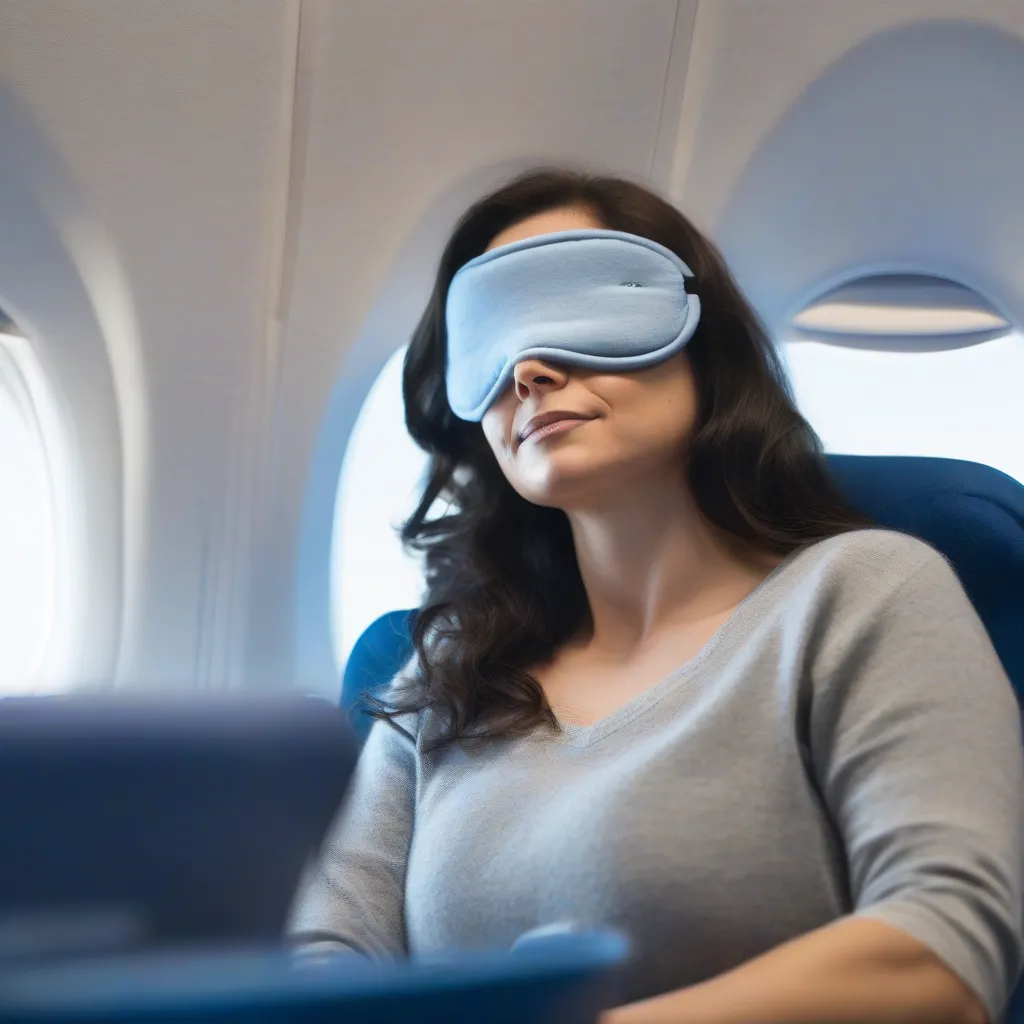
left=517, top=411, right=596, bottom=444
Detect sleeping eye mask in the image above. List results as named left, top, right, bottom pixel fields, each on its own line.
left=444, top=228, right=701, bottom=422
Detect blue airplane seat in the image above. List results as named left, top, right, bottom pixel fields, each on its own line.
left=340, top=452, right=1024, bottom=1018
left=342, top=608, right=418, bottom=742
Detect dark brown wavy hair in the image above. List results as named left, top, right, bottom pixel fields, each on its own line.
left=363, top=166, right=873, bottom=743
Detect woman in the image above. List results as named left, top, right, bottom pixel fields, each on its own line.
left=291, top=168, right=1023, bottom=1023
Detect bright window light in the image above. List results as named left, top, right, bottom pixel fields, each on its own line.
left=331, top=346, right=429, bottom=671
left=783, top=332, right=1024, bottom=484
left=0, top=330, right=59, bottom=693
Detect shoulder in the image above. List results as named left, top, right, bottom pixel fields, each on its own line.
left=768, top=528, right=982, bottom=657
left=796, top=531, right=1017, bottom=748
left=371, top=656, right=453, bottom=754
left=782, top=529, right=1003, bottom=683
left=797, top=526, right=945, bottom=573
left=785, top=527, right=958, bottom=605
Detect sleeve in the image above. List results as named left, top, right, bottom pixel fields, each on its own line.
left=287, top=715, right=417, bottom=960
left=809, top=545, right=1024, bottom=1023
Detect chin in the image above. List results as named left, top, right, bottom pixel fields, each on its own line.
left=515, top=454, right=621, bottom=509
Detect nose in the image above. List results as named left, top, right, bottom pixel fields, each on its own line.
left=512, top=358, right=569, bottom=403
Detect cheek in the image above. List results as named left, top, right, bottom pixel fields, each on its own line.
left=480, top=403, right=515, bottom=462
left=595, top=379, right=697, bottom=453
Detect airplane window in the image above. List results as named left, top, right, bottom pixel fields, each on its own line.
left=783, top=275, right=1023, bottom=483
left=0, top=313, right=60, bottom=694
left=331, top=345, right=428, bottom=671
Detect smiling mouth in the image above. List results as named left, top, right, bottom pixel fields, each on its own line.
left=518, top=416, right=593, bottom=445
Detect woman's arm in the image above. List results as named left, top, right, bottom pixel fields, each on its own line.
left=288, top=715, right=417, bottom=959
left=614, top=541, right=1022, bottom=1024
left=605, top=916, right=986, bottom=1024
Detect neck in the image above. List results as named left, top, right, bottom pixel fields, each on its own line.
left=565, top=473, right=779, bottom=659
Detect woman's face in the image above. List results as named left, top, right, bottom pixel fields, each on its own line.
left=478, top=206, right=700, bottom=511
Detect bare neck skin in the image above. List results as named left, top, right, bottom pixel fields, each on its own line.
left=565, top=468, right=781, bottom=661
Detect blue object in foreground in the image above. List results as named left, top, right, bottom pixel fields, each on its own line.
left=0, top=694, right=360, bottom=954
left=0, top=930, right=630, bottom=1023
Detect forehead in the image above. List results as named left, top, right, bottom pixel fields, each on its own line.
left=486, top=206, right=603, bottom=251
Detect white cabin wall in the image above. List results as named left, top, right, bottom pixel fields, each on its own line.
left=671, top=0, right=1024, bottom=229
left=0, top=0, right=301, bottom=687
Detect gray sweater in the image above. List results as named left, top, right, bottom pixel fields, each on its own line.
left=290, top=529, right=1024, bottom=1020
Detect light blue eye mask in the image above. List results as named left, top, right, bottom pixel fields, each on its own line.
left=444, top=228, right=701, bottom=422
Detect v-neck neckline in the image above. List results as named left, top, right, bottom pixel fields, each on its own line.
left=550, top=543, right=811, bottom=748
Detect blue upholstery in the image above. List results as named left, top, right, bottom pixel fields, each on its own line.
left=340, top=452, right=1024, bottom=1017
left=342, top=609, right=416, bottom=742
